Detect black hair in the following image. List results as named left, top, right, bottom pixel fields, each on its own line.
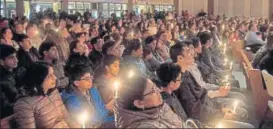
left=91, top=36, right=100, bottom=45
left=76, top=32, right=86, bottom=39
left=183, top=40, right=193, bottom=46
left=0, top=44, right=16, bottom=60
left=39, top=41, right=56, bottom=58
left=103, top=55, right=120, bottom=69
left=119, top=76, right=148, bottom=110
left=157, top=63, right=181, bottom=87
left=191, top=37, right=201, bottom=48
left=17, top=34, right=29, bottom=43
left=69, top=40, right=79, bottom=53
left=125, top=39, right=142, bottom=55
left=145, top=36, right=156, bottom=45
left=0, top=27, right=10, bottom=37
left=170, top=42, right=187, bottom=63
left=197, top=31, right=212, bottom=45
left=68, top=64, right=92, bottom=81
left=103, top=35, right=112, bottom=42
left=143, top=46, right=152, bottom=58
left=22, top=62, right=53, bottom=96
left=102, top=40, right=115, bottom=55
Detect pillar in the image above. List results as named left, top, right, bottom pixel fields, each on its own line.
left=15, top=0, right=24, bottom=18
left=128, top=0, right=133, bottom=13
left=62, top=0, right=68, bottom=12
left=174, top=0, right=183, bottom=16
left=270, top=0, right=273, bottom=20
left=208, top=0, right=214, bottom=15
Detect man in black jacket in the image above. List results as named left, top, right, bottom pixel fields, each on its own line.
left=0, top=44, right=19, bottom=118
left=89, top=37, right=104, bottom=70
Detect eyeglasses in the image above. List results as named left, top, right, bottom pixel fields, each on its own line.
left=143, top=87, right=156, bottom=97
left=143, top=86, right=160, bottom=97
left=78, top=76, right=93, bottom=81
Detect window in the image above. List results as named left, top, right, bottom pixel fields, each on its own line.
left=109, top=3, right=115, bottom=11
left=84, top=3, right=90, bottom=10
left=68, top=2, right=75, bottom=9
left=115, top=4, right=121, bottom=10
left=92, top=3, right=97, bottom=10
left=122, top=4, right=127, bottom=10
left=103, top=3, right=108, bottom=10
left=76, top=2, right=83, bottom=9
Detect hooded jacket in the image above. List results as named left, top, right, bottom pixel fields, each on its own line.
left=114, top=102, right=184, bottom=128
left=61, top=86, right=114, bottom=128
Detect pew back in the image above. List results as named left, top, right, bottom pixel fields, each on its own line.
left=262, top=70, right=273, bottom=97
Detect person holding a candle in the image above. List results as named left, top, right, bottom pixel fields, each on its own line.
left=170, top=42, right=249, bottom=126
left=157, top=62, right=254, bottom=128
left=61, top=64, right=114, bottom=128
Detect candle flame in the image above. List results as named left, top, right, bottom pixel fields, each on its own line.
left=128, top=70, right=134, bottom=78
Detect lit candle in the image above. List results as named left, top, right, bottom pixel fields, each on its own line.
left=225, top=83, right=229, bottom=89
left=233, top=100, right=238, bottom=113
left=78, top=111, right=88, bottom=128
left=128, top=70, right=134, bottom=78
left=215, top=122, right=223, bottom=128
left=229, top=62, right=233, bottom=70
left=35, top=30, right=39, bottom=35
left=224, top=58, right=228, bottom=66
left=114, top=81, right=120, bottom=99
left=223, top=44, right=227, bottom=54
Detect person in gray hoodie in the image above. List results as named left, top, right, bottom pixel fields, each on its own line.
left=114, top=75, right=185, bottom=128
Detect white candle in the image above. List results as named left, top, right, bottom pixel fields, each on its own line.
left=114, top=81, right=120, bottom=99
left=223, top=44, right=227, bottom=54
left=225, top=75, right=229, bottom=82
left=128, top=70, right=134, bottom=78
left=229, top=62, right=233, bottom=70
left=79, top=111, right=88, bottom=128
left=233, top=100, right=238, bottom=113
left=224, top=58, right=228, bottom=66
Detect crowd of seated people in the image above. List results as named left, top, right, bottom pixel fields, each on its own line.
left=1, top=9, right=273, bottom=128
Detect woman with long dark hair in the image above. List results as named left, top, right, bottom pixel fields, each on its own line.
left=13, top=62, right=78, bottom=128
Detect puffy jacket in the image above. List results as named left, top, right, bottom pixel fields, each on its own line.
left=115, top=102, right=184, bottom=128
left=61, top=86, right=114, bottom=128
left=13, top=89, right=77, bottom=128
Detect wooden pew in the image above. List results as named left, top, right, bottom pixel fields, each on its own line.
left=231, top=40, right=245, bottom=62
left=240, top=50, right=253, bottom=90
left=240, top=50, right=272, bottom=124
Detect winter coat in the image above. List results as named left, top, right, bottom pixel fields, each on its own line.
left=0, top=67, right=18, bottom=118
left=88, top=49, right=104, bottom=70
left=65, top=53, right=93, bottom=76
left=61, top=86, right=114, bottom=128
left=174, top=71, right=223, bottom=124
left=52, top=62, right=69, bottom=90
left=114, top=102, right=184, bottom=128
left=17, top=47, right=40, bottom=69
left=13, top=88, right=78, bottom=128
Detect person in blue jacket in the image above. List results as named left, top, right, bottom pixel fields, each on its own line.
left=61, top=64, right=114, bottom=128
